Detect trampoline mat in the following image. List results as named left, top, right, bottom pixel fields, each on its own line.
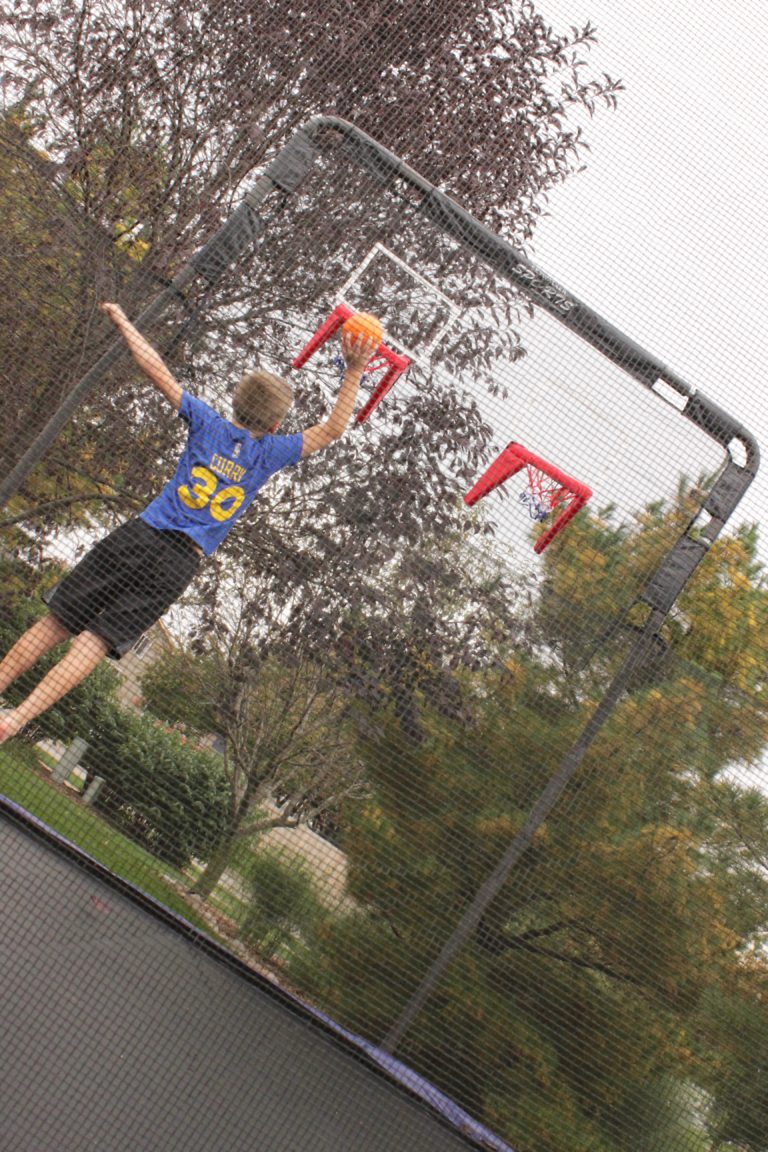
left=0, top=809, right=485, bottom=1152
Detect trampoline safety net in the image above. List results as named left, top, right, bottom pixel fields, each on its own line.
left=0, top=5, right=766, bottom=1152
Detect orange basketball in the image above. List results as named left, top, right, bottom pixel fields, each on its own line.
left=342, top=311, right=383, bottom=348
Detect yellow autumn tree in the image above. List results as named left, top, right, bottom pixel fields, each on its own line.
left=288, top=491, right=768, bottom=1152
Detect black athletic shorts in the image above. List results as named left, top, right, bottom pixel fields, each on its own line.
left=44, top=518, right=201, bottom=659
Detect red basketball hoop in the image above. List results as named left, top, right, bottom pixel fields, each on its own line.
left=464, top=443, right=592, bottom=552
left=291, top=303, right=411, bottom=423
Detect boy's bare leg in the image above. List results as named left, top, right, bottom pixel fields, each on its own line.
left=0, top=613, right=71, bottom=695
left=0, top=629, right=109, bottom=744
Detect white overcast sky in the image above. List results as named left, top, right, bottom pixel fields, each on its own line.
left=526, top=0, right=768, bottom=538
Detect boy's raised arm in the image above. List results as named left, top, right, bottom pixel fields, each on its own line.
left=101, top=302, right=183, bottom=411
left=300, top=331, right=377, bottom=458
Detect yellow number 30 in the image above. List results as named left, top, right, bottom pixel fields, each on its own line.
left=178, top=466, right=245, bottom=523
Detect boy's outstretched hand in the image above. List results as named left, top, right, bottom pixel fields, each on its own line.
left=100, top=301, right=128, bottom=326
left=99, top=301, right=183, bottom=410
left=341, top=329, right=378, bottom=373
left=300, top=331, right=379, bottom=459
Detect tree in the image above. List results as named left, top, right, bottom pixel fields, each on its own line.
left=0, top=1, right=621, bottom=533
left=695, top=964, right=768, bottom=1150
left=139, top=568, right=369, bottom=896
left=0, top=3, right=621, bottom=771
left=286, top=498, right=768, bottom=1152
left=139, top=495, right=524, bottom=892
left=690, top=781, right=768, bottom=1150
left=0, top=112, right=146, bottom=527
left=2, top=2, right=620, bottom=262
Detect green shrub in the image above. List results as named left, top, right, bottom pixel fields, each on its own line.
left=0, top=553, right=230, bottom=868
left=34, top=684, right=230, bottom=870
left=83, top=707, right=231, bottom=869
left=236, top=847, right=323, bottom=961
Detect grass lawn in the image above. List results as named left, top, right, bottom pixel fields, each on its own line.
left=0, top=741, right=213, bottom=934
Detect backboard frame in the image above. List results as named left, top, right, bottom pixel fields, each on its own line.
left=337, top=241, right=461, bottom=368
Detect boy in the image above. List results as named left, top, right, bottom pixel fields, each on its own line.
left=0, top=302, right=375, bottom=744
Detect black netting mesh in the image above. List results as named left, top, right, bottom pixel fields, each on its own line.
left=1, top=5, right=766, bottom=1152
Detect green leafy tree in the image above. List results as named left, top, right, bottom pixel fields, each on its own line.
left=140, top=569, right=368, bottom=896
left=0, top=113, right=143, bottom=528
left=695, top=967, right=768, bottom=1150
left=288, top=499, right=768, bottom=1152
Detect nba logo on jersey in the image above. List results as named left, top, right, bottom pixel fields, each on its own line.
left=233, top=443, right=242, bottom=457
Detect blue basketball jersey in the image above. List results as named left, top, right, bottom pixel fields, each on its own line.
left=140, top=392, right=303, bottom=556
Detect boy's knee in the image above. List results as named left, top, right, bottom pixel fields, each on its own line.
left=44, top=614, right=72, bottom=643
left=77, top=630, right=111, bottom=657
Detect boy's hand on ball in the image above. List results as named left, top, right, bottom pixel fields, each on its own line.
left=342, top=330, right=378, bottom=371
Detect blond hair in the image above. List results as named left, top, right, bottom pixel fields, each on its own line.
left=232, top=370, right=293, bottom=435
